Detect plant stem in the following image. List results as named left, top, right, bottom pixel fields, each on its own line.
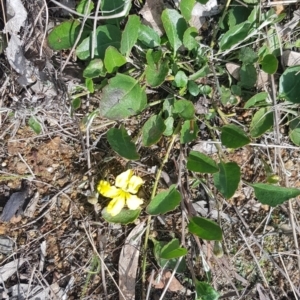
left=141, top=122, right=181, bottom=299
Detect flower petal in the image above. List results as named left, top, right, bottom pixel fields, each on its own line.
left=97, top=180, right=120, bottom=198
left=127, top=175, right=144, bottom=194
left=126, top=194, right=143, bottom=210
left=107, top=196, right=126, bottom=216
left=115, top=169, right=133, bottom=190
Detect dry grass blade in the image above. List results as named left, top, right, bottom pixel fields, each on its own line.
left=119, top=221, right=146, bottom=300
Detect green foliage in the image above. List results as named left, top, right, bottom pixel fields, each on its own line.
left=160, top=239, right=187, bottom=259
left=142, top=115, right=166, bottom=146
left=187, top=151, right=219, bottom=173
left=28, top=116, right=42, bottom=134
left=102, top=207, right=141, bottom=224
left=213, top=162, right=240, bottom=199
left=107, top=126, right=140, bottom=160
left=180, top=0, right=196, bottom=22
left=99, top=73, right=147, bottom=120
left=251, top=184, right=300, bottom=207
left=221, top=124, right=250, bottom=148
left=48, top=20, right=89, bottom=50
left=188, top=217, right=222, bottom=241
left=104, top=46, right=126, bottom=73
left=250, top=107, right=274, bottom=137
left=146, top=185, right=181, bottom=215
left=279, top=66, right=300, bottom=103
left=195, top=280, right=220, bottom=300
left=83, top=59, right=106, bottom=78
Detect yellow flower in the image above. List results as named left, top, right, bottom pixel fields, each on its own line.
left=97, top=169, right=144, bottom=216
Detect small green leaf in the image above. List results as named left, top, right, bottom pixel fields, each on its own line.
left=163, top=117, right=174, bottom=136
left=261, top=54, right=278, bottom=74
left=146, top=185, right=181, bottom=215
left=104, top=46, right=126, bottom=73
left=28, top=116, right=42, bottom=134
left=85, top=78, right=94, bottom=93
left=238, top=47, right=258, bottom=64
left=195, top=280, right=220, bottom=300
left=187, top=151, right=219, bottom=173
left=120, top=15, right=141, bottom=56
left=102, top=207, right=141, bottom=224
left=219, top=21, right=251, bottom=51
left=138, top=25, right=161, bottom=48
left=180, top=120, right=199, bottom=143
left=107, top=126, right=139, bottom=160
left=161, top=239, right=187, bottom=259
left=188, top=217, right=222, bottom=241
left=183, top=27, right=198, bottom=51
left=189, top=64, right=210, bottom=80
left=142, top=115, right=166, bottom=146
left=279, top=65, right=300, bottom=103
left=290, top=128, right=300, bottom=146
left=72, top=98, right=81, bottom=110
left=174, top=70, right=188, bottom=88
left=221, top=124, right=250, bottom=148
left=100, top=73, right=147, bottom=120
left=188, top=81, right=200, bottom=96
left=48, top=20, right=89, bottom=51
left=251, top=183, right=300, bottom=207
left=173, top=99, right=195, bottom=120
left=239, top=64, right=256, bottom=88
left=250, top=107, right=273, bottom=137
left=161, top=9, right=187, bottom=55
left=152, top=238, right=187, bottom=272
left=145, top=49, right=169, bottom=87
left=76, top=0, right=94, bottom=14
left=180, top=0, right=195, bottom=22
left=213, top=162, right=240, bottom=199
left=76, top=24, right=121, bottom=60
left=244, top=92, right=268, bottom=108
left=83, top=59, right=106, bottom=78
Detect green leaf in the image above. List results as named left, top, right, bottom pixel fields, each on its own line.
left=28, top=116, right=42, bottom=134
left=161, top=239, right=187, bottom=259
left=163, top=116, right=174, bottom=136
left=146, top=185, right=181, bottom=215
left=219, top=21, right=251, bottom=51
left=187, top=151, right=219, bottom=173
left=100, top=0, right=127, bottom=25
left=180, top=0, right=196, bottom=22
left=244, top=92, right=268, bottom=108
left=161, top=9, right=187, bottom=55
left=76, top=0, right=94, bottom=14
left=85, top=78, right=94, bottom=93
left=239, top=64, right=256, bottom=88
left=107, top=126, right=140, bottom=160
left=120, top=15, right=141, bottom=56
left=174, top=70, right=188, bottom=88
left=180, top=120, right=199, bottom=143
left=251, top=183, right=300, bottom=207
left=188, top=217, right=222, bottom=241
left=221, top=124, right=250, bottom=148
left=152, top=238, right=187, bottom=272
left=100, top=73, right=147, bottom=120
left=238, top=47, right=258, bottom=64
left=71, top=98, right=81, bottom=110
left=48, top=20, right=89, bottom=51
left=104, top=46, right=126, bottom=73
left=189, top=64, right=210, bottom=80
left=183, top=27, right=198, bottom=51
left=213, top=162, right=240, bottom=199
left=142, top=114, right=166, bottom=146
left=250, top=107, right=273, bottom=137
left=102, top=207, right=141, bottom=224
left=195, top=280, right=220, bottom=300
left=138, top=25, right=161, bottom=48
left=173, top=99, right=195, bottom=120
left=279, top=66, right=300, bottom=103
left=188, top=81, right=200, bottom=96
left=145, top=49, right=169, bottom=87
left=261, top=54, right=278, bottom=74
left=290, top=128, right=300, bottom=146
left=196, top=0, right=209, bottom=3
left=76, top=24, right=121, bottom=60
left=83, top=59, right=106, bottom=78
